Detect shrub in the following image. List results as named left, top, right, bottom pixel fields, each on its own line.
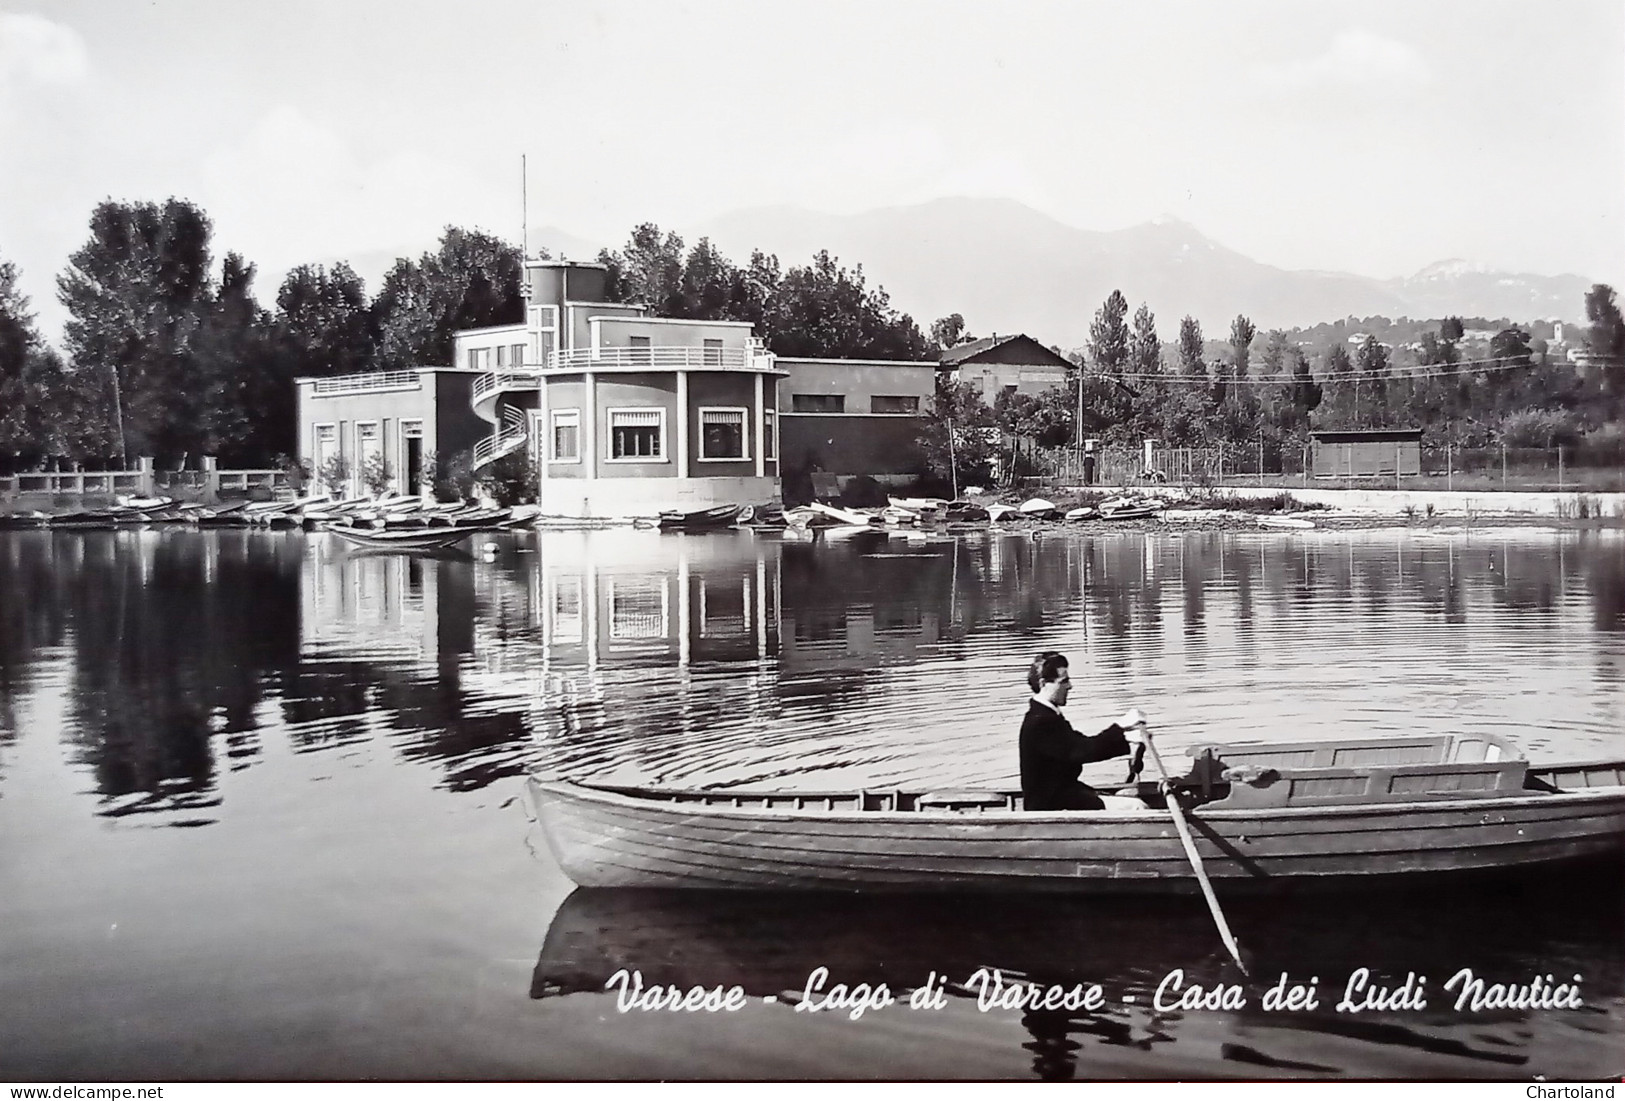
left=318, top=453, right=350, bottom=496
left=362, top=453, right=393, bottom=496
left=481, top=451, right=538, bottom=506
left=434, top=448, right=477, bottom=503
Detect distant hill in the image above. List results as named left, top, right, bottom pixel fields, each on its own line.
left=691, top=198, right=1594, bottom=346
left=527, top=198, right=1598, bottom=348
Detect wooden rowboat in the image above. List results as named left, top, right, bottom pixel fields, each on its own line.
left=326, top=524, right=487, bottom=552
left=529, top=734, right=1625, bottom=892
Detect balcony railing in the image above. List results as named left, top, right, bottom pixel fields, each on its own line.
left=311, top=370, right=422, bottom=395
left=549, top=346, right=760, bottom=371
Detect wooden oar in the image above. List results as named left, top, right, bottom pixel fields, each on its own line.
left=1140, top=729, right=1249, bottom=976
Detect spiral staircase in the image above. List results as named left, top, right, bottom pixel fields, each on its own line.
left=470, top=369, right=541, bottom=469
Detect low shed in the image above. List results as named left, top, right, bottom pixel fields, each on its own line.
left=1311, top=429, right=1423, bottom=478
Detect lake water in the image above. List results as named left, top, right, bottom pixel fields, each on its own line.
left=1, top=526, right=1621, bottom=1081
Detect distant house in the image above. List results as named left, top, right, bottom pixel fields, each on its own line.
left=939, top=334, right=1071, bottom=398
left=1310, top=429, right=1423, bottom=478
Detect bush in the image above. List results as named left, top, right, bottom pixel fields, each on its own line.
left=434, top=448, right=476, bottom=503
left=317, top=454, right=350, bottom=496
left=1498, top=409, right=1582, bottom=449
left=838, top=474, right=889, bottom=508
left=361, top=453, right=393, bottom=496
left=481, top=451, right=537, bottom=506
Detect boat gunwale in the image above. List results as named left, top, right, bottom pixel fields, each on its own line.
left=529, top=771, right=1625, bottom=825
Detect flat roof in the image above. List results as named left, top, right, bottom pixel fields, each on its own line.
left=1310, top=429, right=1425, bottom=442
left=293, top=366, right=476, bottom=382
left=775, top=357, right=938, bottom=367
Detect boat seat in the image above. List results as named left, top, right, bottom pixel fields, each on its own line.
left=917, top=790, right=1009, bottom=811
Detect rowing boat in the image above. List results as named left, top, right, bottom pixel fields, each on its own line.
left=326, top=524, right=486, bottom=552
left=529, top=734, right=1625, bottom=892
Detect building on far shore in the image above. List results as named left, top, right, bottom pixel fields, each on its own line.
left=776, top=357, right=938, bottom=485
left=939, top=334, right=1072, bottom=398
left=295, top=257, right=1075, bottom=513
left=1310, top=428, right=1424, bottom=478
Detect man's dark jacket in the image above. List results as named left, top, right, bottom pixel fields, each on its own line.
left=1019, top=699, right=1130, bottom=811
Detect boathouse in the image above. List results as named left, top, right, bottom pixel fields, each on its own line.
left=294, top=368, right=489, bottom=498
left=459, top=260, right=786, bottom=518
left=1310, top=428, right=1424, bottom=478
left=776, top=357, right=938, bottom=483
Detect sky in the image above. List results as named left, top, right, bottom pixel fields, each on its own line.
left=2, top=0, right=1622, bottom=341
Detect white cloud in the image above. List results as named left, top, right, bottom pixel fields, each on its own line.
left=0, top=12, right=89, bottom=89
left=1251, top=29, right=1432, bottom=97
left=201, top=105, right=511, bottom=291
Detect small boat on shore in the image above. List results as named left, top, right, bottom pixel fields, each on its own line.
left=529, top=733, right=1625, bottom=892
left=656, top=504, right=743, bottom=531
left=1258, top=514, right=1316, bottom=530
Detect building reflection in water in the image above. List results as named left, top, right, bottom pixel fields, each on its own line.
left=2, top=527, right=1620, bottom=818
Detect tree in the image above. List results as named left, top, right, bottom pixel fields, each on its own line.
left=374, top=227, right=523, bottom=370
left=1177, top=316, right=1205, bottom=376
left=930, top=313, right=973, bottom=351
left=599, top=223, right=687, bottom=315
left=1087, top=290, right=1130, bottom=374
left=917, top=377, right=995, bottom=494
left=1355, top=336, right=1390, bottom=426
left=763, top=251, right=931, bottom=360
left=1228, top=315, right=1257, bottom=379
left=677, top=237, right=737, bottom=320
left=57, top=198, right=216, bottom=464
left=193, top=253, right=287, bottom=464
left=276, top=261, right=374, bottom=378
left=1129, top=304, right=1160, bottom=375
left=1583, top=284, right=1625, bottom=394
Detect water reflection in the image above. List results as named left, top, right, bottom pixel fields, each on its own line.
left=1, top=528, right=1622, bottom=814
left=533, top=863, right=1625, bottom=1079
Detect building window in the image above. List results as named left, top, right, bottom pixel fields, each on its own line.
left=629, top=335, right=652, bottom=365
left=791, top=394, right=845, bottom=413
left=703, top=339, right=724, bottom=366
left=608, top=408, right=665, bottom=460
left=763, top=408, right=777, bottom=460
left=512, top=343, right=526, bottom=368
left=698, top=407, right=748, bottom=461
left=495, top=345, right=507, bottom=368
left=314, top=424, right=337, bottom=470
left=551, top=409, right=581, bottom=463
left=870, top=395, right=920, bottom=414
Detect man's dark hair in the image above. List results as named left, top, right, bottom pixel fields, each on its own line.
left=1028, top=651, right=1068, bottom=693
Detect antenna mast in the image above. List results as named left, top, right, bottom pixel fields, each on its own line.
left=521, top=154, right=528, bottom=259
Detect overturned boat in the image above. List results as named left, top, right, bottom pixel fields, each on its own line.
left=529, top=733, right=1625, bottom=892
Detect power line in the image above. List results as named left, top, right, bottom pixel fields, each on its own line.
left=1086, top=353, right=1570, bottom=386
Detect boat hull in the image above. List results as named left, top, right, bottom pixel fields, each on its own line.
left=530, top=778, right=1625, bottom=892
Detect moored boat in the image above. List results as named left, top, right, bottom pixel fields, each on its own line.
left=326, top=524, right=487, bottom=552
left=657, top=504, right=743, bottom=531
left=529, top=734, right=1625, bottom=892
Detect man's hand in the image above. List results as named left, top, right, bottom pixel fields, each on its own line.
left=1118, top=707, right=1147, bottom=731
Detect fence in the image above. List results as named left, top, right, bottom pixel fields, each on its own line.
left=2, top=457, right=292, bottom=504
left=1020, top=442, right=1625, bottom=493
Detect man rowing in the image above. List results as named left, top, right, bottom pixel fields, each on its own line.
left=1020, top=651, right=1147, bottom=811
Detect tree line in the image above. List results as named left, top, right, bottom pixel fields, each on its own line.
left=0, top=201, right=935, bottom=472
left=3, top=197, right=1621, bottom=479
left=936, top=286, right=1625, bottom=488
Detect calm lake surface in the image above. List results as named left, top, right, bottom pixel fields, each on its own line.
left=1, top=525, right=1622, bottom=1081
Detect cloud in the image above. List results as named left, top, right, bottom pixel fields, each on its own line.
left=201, top=105, right=510, bottom=291
left=0, top=12, right=89, bottom=88
left=1251, top=29, right=1431, bottom=97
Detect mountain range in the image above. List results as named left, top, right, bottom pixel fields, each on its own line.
left=535, top=197, right=1598, bottom=348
